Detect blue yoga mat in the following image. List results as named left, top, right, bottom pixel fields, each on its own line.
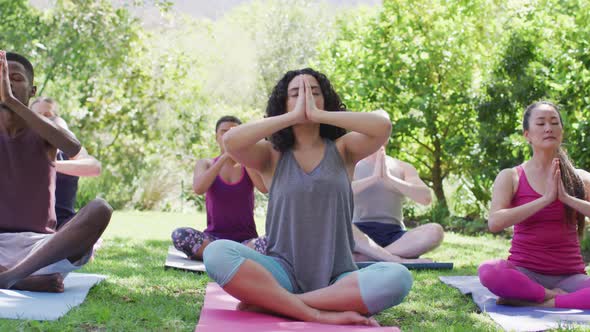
left=440, top=275, right=590, bottom=331
left=0, top=273, right=106, bottom=321
left=356, top=261, right=453, bottom=270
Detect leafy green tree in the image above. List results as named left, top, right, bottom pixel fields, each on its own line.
left=0, top=0, right=43, bottom=53
left=319, top=0, right=500, bottom=208
left=475, top=0, right=590, bottom=209
left=196, top=0, right=338, bottom=113
left=3, top=0, right=208, bottom=209
left=35, top=0, right=162, bottom=208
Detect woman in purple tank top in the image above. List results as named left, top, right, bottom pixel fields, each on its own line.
left=171, top=116, right=268, bottom=260
left=479, top=101, right=590, bottom=309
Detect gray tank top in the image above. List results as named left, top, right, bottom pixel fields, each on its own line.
left=266, top=139, right=357, bottom=293
left=352, top=157, right=405, bottom=228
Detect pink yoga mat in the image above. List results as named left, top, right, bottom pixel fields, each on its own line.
left=195, top=283, right=401, bottom=332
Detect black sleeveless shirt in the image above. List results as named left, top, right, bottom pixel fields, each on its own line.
left=55, top=151, right=79, bottom=228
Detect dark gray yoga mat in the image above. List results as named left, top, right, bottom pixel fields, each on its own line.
left=356, top=261, right=453, bottom=270
left=165, top=246, right=206, bottom=273
left=440, top=275, right=590, bottom=331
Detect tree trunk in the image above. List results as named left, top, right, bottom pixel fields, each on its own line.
left=431, top=137, right=447, bottom=208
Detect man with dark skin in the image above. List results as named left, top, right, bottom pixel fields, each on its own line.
left=0, top=51, right=112, bottom=292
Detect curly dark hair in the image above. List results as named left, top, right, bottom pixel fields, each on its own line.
left=266, top=68, right=347, bottom=152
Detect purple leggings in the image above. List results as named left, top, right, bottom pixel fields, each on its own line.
left=171, top=227, right=268, bottom=259
left=478, top=259, right=590, bottom=309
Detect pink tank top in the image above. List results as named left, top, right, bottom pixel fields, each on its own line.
left=0, top=128, right=57, bottom=233
left=508, top=165, right=585, bottom=275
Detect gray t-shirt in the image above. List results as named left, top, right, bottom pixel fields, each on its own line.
left=352, top=157, right=405, bottom=228
left=266, top=139, right=358, bottom=293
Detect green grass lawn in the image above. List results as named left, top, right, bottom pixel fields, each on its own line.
left=0, top=211, right=583, bottom=331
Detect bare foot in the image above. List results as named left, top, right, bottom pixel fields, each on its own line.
left=540, top=298, right=556, bottom=308
left=12, top=273, right=64, bottom=293
left=497, top=288, right=568, bottom=306
left=496, top=297, right=530, bottom=306
left=236, top=301, right=274, bottom=315
left=316, top=310, right=372, bottom=326
left=496, top=297, right=536, bottom=306
left=368, top=316, right=381, bottom=327
left=401, top=258, right=433, bottom=263
left=237, top=302, right=376, bottom=326
left=545, top=288, right=567, bottom=300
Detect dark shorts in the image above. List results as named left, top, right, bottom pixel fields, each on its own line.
left=56, top=213, right=76, bottom=230
left=355, top=222, right=406, bottom=247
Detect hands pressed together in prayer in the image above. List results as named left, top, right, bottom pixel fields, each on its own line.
left=543, top=158, right=573, bottom=205
left=0, top=51, right=16, bottom=107
left=370, top=146, right=404, bottom=194
left=291, top=75, right=324, bottom=125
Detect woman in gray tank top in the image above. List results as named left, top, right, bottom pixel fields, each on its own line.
left=351, top=143, right=445, bottom=262
left=203, top=68, right=413, bottom=326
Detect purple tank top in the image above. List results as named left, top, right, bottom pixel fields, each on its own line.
left=0, top=128, right=57, bottom=233
left=508, top=165, right=585, bottom=275
left=204, top=158, right=258, bottom=241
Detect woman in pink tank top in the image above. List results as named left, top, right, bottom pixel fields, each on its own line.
left=478, top=101, right=590, bottom=309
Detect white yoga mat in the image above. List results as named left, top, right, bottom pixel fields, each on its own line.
left=0, top=272, right=106, bottom=321
left=440, top=275, right=590, bottom=331
left=165, top=246, right=206, bottom=273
